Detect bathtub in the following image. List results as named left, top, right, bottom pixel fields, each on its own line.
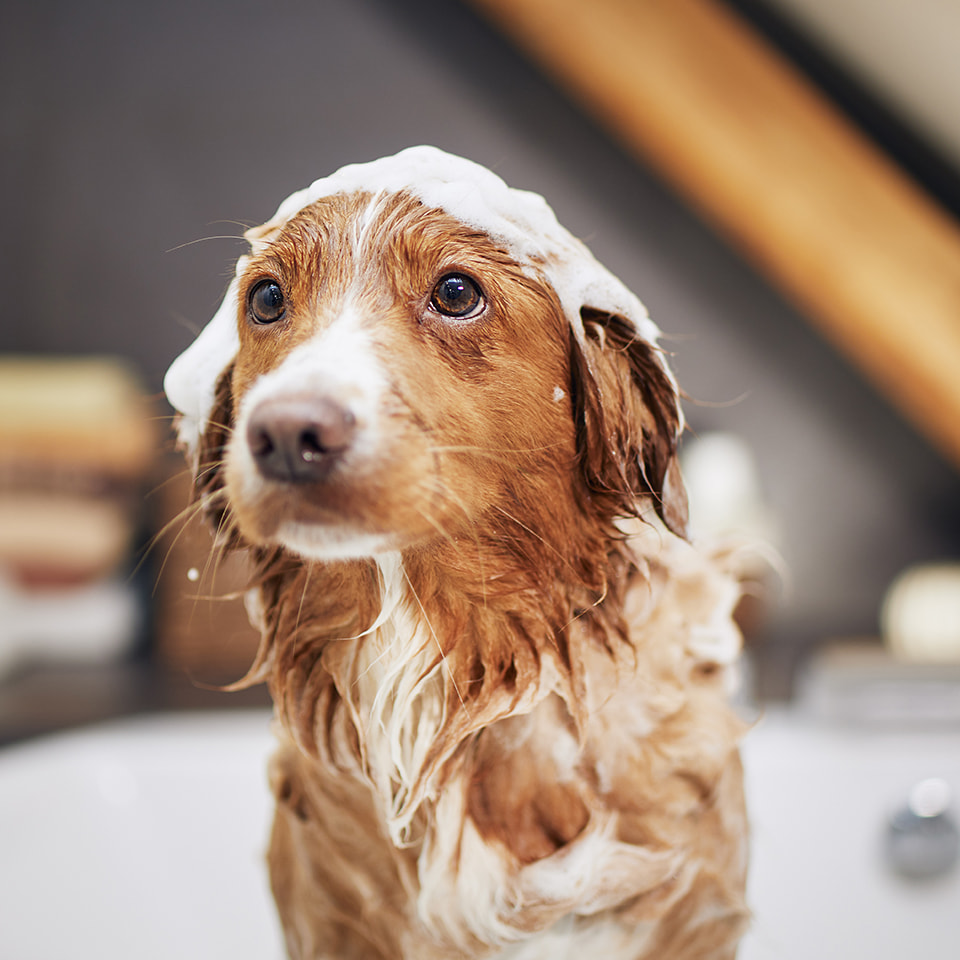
left=1, top=707, right=957, bottom=959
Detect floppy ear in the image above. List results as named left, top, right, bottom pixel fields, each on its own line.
left=192, top=362, right=236, bottom=535
left=571, top=307, right=688, bottom=536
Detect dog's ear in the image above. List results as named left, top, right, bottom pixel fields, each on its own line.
left=192, top=362, right=235, bottom=532
left=571, top=308, right=688, bottom=536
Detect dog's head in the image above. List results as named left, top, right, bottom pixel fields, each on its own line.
left=165, top=147, right=687, bottom=561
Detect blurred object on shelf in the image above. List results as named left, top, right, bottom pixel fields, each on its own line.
left=681, top=431, right=779, bottom=546
left=681, top=431, right=783, bottom=647
left=470, top=0, right=960, bottom=472
left=0, top=356, right=156, bottom=679
left=800, top=560, right=960, bottom=724
left=0, top=578, right=139, bottom=680
left=882, top=562, right=960, bottom=663
left=798, top=641, right=960, bottom=727
left=0, top=495, right=131, bottom=587
left=153, top=461, right=260, bottom=684
left=0, top=357, right=155, bottom=486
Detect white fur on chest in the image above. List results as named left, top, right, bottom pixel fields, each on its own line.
left=348, top=554, right=558, bottom=844
left=495, top=915, right=653, bottom=960
left=278, top=535, right=743, bottom=958
left=346, top=552, right=448, bottom=841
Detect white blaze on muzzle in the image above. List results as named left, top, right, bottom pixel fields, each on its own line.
left=231, top=304, right=389, bottom=482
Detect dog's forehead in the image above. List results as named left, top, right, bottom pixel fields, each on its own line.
left=249, top=148, right=661, bottom=335
left=256, top=189, right=504, bottom=269
left=249, top=147, right=554, bottom=260
left=164, top=146, right=668, bottom=450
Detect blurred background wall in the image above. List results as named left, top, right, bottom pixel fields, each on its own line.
left=1, top=0, right=958, bottom=698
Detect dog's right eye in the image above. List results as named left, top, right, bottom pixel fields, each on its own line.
left=430, top=273, right=484, bottom=320
left=248, top=280, right=286, bottom=324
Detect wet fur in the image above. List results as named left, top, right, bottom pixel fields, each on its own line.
left=186, top=191, right=749, bottom=958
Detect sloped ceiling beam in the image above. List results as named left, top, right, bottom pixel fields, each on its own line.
left=471, top=0, right=960, bottom=471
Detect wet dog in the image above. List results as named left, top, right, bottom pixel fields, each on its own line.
left=165, top=147, right=749, bottom=960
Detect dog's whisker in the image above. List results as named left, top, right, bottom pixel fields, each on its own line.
left=354, top=636, right=399, bottom=683
left=415, top=484, right=469, bottom=552
left=204, top=521, right=238, bottom=597
left=144, top=412, right=184, bottom=426
left=140, top=494, right=212, bottom=596
left=143, top=464, right=201, bottom=500
left=165, top=234, right=247, bottom=254
left=560, top=577, right=610, bottom=633
left=428, top=439, right=567, bottom=461
left=185, top=502, right=239, bottom=629
left=401, top=566, right=472, bottom=726
left=290, top=561, right=315, bottom=662
left=489, top=502, right=575, bottom=574
left=416, top=480, right=490, bottom=611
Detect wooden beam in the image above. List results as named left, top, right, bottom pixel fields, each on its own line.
left=470, top=0, right=960, bottom=470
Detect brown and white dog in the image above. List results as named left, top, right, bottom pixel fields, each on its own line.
left=165, top=147, right=749, bottom=960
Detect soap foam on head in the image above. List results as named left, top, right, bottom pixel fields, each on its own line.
left=164, top=146, right=670, bottom=450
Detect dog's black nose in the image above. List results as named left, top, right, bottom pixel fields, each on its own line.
left=246, top=396, right=356, bottom=483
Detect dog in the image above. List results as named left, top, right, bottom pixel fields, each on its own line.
left=165, top=146, right=750, bottom=960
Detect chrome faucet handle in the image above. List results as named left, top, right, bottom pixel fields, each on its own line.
left=885, top=778, right=959, bottom=880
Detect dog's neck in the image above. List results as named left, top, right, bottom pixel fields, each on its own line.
left=245, top=507, right=637, bottom=841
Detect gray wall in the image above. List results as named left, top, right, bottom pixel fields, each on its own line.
left=3, top=0, right=958, bottom=691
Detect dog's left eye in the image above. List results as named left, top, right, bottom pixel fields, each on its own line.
left=430, top=274, right=484, bottom=319
left=248, top=279, right=286, bottom=324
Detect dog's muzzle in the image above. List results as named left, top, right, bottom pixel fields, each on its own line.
left=246, top=395, right=356, bottom=483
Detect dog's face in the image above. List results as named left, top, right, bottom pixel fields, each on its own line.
left=221, top=191, right=580, bottom=559
left=177, top=154, right=688, bottom=563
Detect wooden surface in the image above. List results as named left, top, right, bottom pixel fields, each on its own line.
left=470, top=0, right=960, bottom=470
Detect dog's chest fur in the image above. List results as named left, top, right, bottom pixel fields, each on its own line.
left=252, top=527, right=748, bottom=960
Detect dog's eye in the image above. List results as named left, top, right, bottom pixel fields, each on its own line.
left=430, top=274, right=484, bottom=319
left=248, top=279, right=286, bottom=324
